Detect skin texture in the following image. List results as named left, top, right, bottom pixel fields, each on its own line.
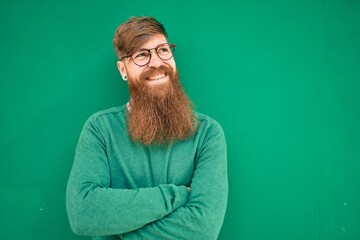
left=117, top=34, right=176, bottom=86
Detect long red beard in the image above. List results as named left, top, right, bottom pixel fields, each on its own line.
left=127, top=65, right=197, bottom=146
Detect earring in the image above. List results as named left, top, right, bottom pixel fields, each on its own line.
left=123, top=75, right=127, bottom=81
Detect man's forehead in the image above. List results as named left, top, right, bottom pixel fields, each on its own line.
left=138, top=34, right=168, bottom=49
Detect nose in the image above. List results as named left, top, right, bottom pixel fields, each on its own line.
left=147, top=50, right=163, bottom=68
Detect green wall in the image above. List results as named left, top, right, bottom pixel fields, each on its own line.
left=1, top=0, right=359, bottom=239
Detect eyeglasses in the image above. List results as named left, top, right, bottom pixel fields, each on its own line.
left=120, top=43, right=176, bottom=67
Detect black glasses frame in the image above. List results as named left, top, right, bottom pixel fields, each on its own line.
left=120, top=43, right=176, bottom=67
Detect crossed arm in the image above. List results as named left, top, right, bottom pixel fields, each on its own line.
left=66, top=117, right=228, bottom=239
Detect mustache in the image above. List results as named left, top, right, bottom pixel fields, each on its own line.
left=140, top=65, right=174, bottom=80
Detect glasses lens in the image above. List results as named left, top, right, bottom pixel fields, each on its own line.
left=132, top=50, right=151, bottom=66
left=130, top=44, right=176, bottom=66
left=156, top=44, right=174, bottom=60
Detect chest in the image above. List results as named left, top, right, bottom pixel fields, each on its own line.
left=107, top=139, right=198, bottom=189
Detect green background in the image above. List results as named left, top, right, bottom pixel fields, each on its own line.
left=1, top=0, right=359, bottom=239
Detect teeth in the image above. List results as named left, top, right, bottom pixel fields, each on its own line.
left=148, top=74, right=165, bottom=80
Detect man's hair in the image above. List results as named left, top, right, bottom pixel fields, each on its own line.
left=113, top=16, right=168, bottom=60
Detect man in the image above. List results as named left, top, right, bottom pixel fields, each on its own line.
left=66, top=16, right=228, bottom=240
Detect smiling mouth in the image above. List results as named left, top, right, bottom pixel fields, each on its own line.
left=146, top=73, right=166, bottom=81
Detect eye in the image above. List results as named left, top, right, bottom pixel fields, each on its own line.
left=157, top=45, right=172, bottom=57
left=158, top=46, right=170, bottom=53
left=133, top=51, right=149, bottom=59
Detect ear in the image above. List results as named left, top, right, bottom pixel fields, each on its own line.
left=117, top=61, right=127, bottom=80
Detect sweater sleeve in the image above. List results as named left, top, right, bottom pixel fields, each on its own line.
left=66, top=116, right=189, bottom=236
left=120, top=120, right=228, bottom=240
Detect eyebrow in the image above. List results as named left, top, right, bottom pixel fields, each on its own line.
left=137, top=43, right=168, bottom=52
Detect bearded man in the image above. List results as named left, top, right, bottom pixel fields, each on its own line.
left=66, top=16, right=228, bottom=240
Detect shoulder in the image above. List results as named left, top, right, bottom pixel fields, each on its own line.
left=192, top=112, right=227, bottom=155
left=82, top=105, right=127, bottom=133
left=195, top=111, right=223, bottom=129
left=194, top=111, right=225, bottom=137
left=79, top=105, right=127, bottom=139
left=87, top=105, right=126, bottom=123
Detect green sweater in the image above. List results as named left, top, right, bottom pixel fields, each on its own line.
left=66, top=105, right=228, bottom=240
